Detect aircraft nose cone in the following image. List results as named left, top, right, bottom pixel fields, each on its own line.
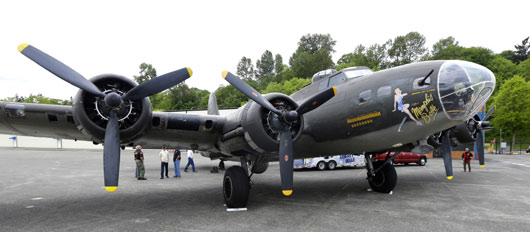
left=437, top=61, right=496, bottom=121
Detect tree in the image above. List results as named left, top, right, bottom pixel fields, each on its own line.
left=263, top=78, right=311, bottom=95
left=488, top=56, right=517, bottom=88
left=236, top=56, right=255, bottom=80
left=491, top=76, right=530, bottom=153
left=255, top=50, right=275, bottom=79
left=215, top=80, right=259, bottom=108
left=297, top=33, right=336, bottom=53
left=274, top=54, right=284, bottom=75
left=289, top=34, right=336, bottom=78
left=388, top=32, right=427, bottom=66
left=499, top=50, right=516, bottom=63
left=460, top=47, right=494, bottom=67
left=133, top=63, right=157, bottom=84
left=431, top=36, right=459, bottom=58
left=516, top=58, right=530, bottom=81
left=513, top=37, right=530, bottom=64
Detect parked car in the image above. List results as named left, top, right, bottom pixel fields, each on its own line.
left=376, top=152, right=427, bottom=166
left=294, top=154, right=365, bottom=170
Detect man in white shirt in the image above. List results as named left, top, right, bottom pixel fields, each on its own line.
left=159, top=147, right=170, bottom=179
left=184, top=149, right=197, bottom=173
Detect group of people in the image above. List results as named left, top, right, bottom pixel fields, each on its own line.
left=134, top=145, right=197, bottom=180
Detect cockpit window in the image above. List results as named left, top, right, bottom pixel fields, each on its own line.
left=328, top=73, right=347, bottom=87
left=344, top=69, right=374, bottom=79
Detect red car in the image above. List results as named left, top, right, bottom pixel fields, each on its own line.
left=376, top=152, right=427, bottom=166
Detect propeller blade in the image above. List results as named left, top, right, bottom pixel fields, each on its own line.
left=17, top=44, right=105, bottom=98
left=221, top=71, right=281, bottom=115
left=122, top=67, right=193, bottom=101
left=476, top=130, right=485, bottom=167
left=103, top=110, right=121, bottom=192
left=484, top=106, right=495, bottom=121
left=296, top=86, right=337, bottom=115
left=441, top=130, right=454, bottom=180
left=278, top=126, right=294, bottom=196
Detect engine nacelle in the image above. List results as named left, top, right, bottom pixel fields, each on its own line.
left=72, top=74, right=152, bottom=144
left=241, top=93, right=304, bottom=153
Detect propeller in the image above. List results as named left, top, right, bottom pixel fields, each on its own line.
left=221, top=71, right=337, bottom=196
left=19, top=44, right=193, bottom=192
left=441, top=130, right=453, bottom=180
left=472, top=106, right=495, bottom=168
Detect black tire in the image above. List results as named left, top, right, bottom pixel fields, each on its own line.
left=327, top=161, right=337, bottom=170
left=223, top=166, right=250, bottom=208
left=316, top=161, right=327, bottom=171
left=219, top=160, right=225, bottom=170
left=368, top=161, right=397, bottom=193
left=418, top=158, right=426, bottom=166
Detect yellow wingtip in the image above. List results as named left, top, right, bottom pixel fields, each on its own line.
left=282, top=190, right=293, bottom=196
left=222, top=70, right=229, bottom=79
left=480, top=165, right=485, bottom=168
left=18, top=44, right=29, bottom=52
left=186, top=67, right=193, bottom=77
left=447, top=176, right=453, bottom=180
left=332, top=86, right=337, bottom=95
left=105, top=186, right=118, bottom=192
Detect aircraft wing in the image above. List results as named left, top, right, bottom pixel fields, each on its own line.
left=0, top=101, right=88, bottom=140
left=0, top=101, right=225, bottom=151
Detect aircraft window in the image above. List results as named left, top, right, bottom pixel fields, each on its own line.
left=318, top=79, right=328, bottom=90
left=413, top=77, right=430, bottom=89
left=328, top=73, right=347, bottom=87
left=345, top=69, right=374, bottom=79
left=359, top=90, right=372, bottom=103
left=377, top=86, right=391, bottom=98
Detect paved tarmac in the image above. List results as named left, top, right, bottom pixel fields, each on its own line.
left=1, top=148, right=530, bottom=232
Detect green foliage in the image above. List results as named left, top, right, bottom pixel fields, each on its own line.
left=289, top=34, right=336, bottom=78
left=388, top=32, right=427, bottom=66
left=215, top=80, right=259, bottom=108
left=488, top=56, right=517, bottom=87
left=133, top=63, right=157, bottom=84
left=151, top=83, right=209, bottom=111
left=431, top=36, right=459, bottom=58
left=516, top=58, right=530, bottom=81
left=274, top=54, right=284, bottom=75
left=337, top=42, right=389, bottom=70
left=255, top=50, right=275, bottom=79
left=460, top=47, right=494, bottom=67
left=263, top=78, right=311, bottom=95
left=236, top=56, right=255, bottom=80
left=513, top=37, right=530, bottom=64
left=499, top=50, right=516, bottom=63
left=297, top=33, right=336, bottom=53
left=1, top=94, right=72, bottom=105
left=491, top=76, right=530, bottom=150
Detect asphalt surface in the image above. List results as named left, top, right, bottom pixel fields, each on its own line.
left=1, top=148, right=530, bottom=232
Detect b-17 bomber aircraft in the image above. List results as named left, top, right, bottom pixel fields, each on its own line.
left=0, top=44, right=496, bottom=208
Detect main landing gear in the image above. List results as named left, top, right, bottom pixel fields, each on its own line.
left=364, top=153, right=398, bottom=193
left=223, top=159, right=251, bottom=208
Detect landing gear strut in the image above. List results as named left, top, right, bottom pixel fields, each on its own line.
left=364, top=153, right=398, bottom=193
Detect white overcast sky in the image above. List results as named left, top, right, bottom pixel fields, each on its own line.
left=0, top=0, right=527, bottom=100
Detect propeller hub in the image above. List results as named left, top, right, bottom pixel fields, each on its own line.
left=104, top=92, right=122, bottom=108
left=283, top=111, right=299, bottom=122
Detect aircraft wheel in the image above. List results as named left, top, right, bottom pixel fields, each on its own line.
left=368, top=161, right=397, bottom=193
left=327, top=161, right=337, bottom=170
left=316, top=161, right=327, bottom=171
left=223, top=166, right=250, bottom=208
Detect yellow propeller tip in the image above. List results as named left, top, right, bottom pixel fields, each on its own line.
left=105, top=186, right=118, bottom=192
left=447, top=176, right=453, bottom=180
left=282, top=190, right=293, bottom=196
left=186, top=67, right=193, bottom=77
left=332, top=86, right=337, bottom=95
left=18, top=43, right=29, bottom=52
left=480, top=165, right=485, bottom=168
left=222, top=70, right=229, bottom=79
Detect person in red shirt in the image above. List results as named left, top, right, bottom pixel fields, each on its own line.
left=462, top=148, right=473, bottom=172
